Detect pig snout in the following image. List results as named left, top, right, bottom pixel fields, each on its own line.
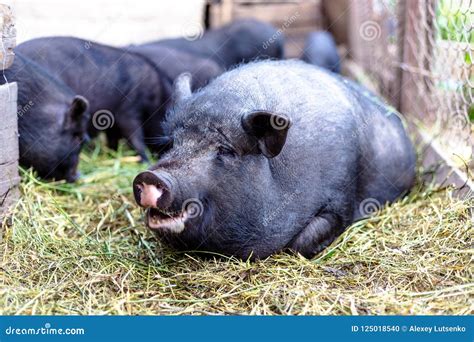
left=136, top=183, right=162, bottom=208
left=133, top=170, right=174, bottom=209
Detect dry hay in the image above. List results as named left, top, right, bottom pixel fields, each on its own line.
left=1, top=143, right=473, bottom=315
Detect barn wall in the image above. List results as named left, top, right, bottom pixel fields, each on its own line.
left=4, top=0, right=206, bottom=46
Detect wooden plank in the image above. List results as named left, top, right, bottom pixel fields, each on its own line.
left=0, top=6, right=18, bottom=221
left=347, top=0, right=364, bottom=63
left=0, top=186, right=19, bottom=222
left=399, top=0, right=428, bottom=119
left=0, top=81, right=19, bottom=221
left=0, top=127, right=19, bottom=165
left=283, top=24, right=322, bottom=36
left=393, top=0, right=406, bottom=111
left=0, top=4, right=16, bottom=70
left=413, top=126, right=474, bottom=199
left=208, top=0, right=234, bottom=28
left=0, top=162, right=20, bottom=195
left=0, top=82, right=18, bottom=165
left=220, top=0, right=234, bottom=25
left=208, top=4, right=222, bottom=28
left=321, top=0, right=350, bottom=45
left=232, top=1, right=322, bottom=28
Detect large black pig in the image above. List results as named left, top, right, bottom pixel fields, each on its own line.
left=302, top=31, right=341, bottom=73
left=146, top=19, right=284, bottom=69
left=16, top=37, right=166, bottom=160
left=132, top=60, right=416, bottom=259
left=1, top=53, right=89, bottom=182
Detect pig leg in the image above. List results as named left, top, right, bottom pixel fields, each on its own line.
left=118, top=118, right=149, bottom=163
left=106, top=128, right=120, bottom=151
left=288, top=213, right=341, bottom=259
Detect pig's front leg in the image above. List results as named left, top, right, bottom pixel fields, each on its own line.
left=118, top=115, right=149, bottom=163
left=106, top=128, right=120, bottom=151
left=287, top=213, right=341, bottom=259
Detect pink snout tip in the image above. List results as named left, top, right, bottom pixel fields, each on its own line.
left=137, top=183, right=163, bottom=208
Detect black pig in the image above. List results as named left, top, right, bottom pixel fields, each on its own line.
left=132, top=60, right=416, bottom=259
left=16, top=37, right=166, bottom=160
left=1, top=53, right=89, bottom=182
left=302, top=31, right=341, bottom=73
left=146, top=19, right=284, bottom=69
left=128, top=44, right=223, bottom=99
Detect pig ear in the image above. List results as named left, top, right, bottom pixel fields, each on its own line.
left=69, top=95, right=89, bottom=121
left=241, top=111, right=292, bottom=158
left=64, top=95, right=89, bottom=129
left=173, top=72, right=192, bottom=102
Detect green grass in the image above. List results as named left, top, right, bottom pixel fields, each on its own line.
left=0, top=142, right=473, bottom=315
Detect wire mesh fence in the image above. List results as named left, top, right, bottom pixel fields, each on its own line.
left=349, top=0, right=473, bottom=169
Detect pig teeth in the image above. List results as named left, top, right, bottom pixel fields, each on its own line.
left=146, top=209, right=187, bottom=233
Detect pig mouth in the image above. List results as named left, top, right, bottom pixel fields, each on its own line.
left=145, top=207, right=187, bottom=233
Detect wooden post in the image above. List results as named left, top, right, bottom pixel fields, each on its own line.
left=399, top=0, right=431, bottom=119
left=0, top=4, right=18, bottom=221
left=208, top=0, right=233, bottom=28
left=393, top=0, right=406, bottom=111
left=321, top=0, right=350, bottom=46
left=0, top=4, right=15, bottom=69
left=347, top=0, right=365, bottom=64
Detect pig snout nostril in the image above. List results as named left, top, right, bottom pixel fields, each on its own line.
left=133, top=170, right=174, bottom=209
left=138, top=183, right=163, bottom=208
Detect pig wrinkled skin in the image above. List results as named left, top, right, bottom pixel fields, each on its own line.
left=148, top=19, right=285, bottom=69
left=1, top=53, right=90, bottom=182
left=16, top=37, right=166, bottom=160
left=302, top=31, right=341, bottom=73
left=133, top=60, right=416, bottom=260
